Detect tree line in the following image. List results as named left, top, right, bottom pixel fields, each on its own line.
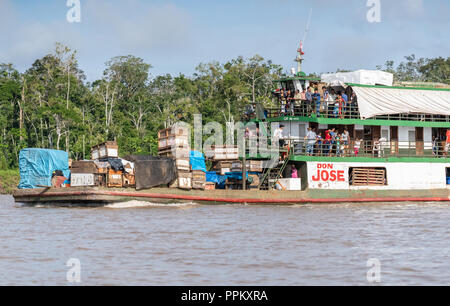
left=0, top=42, right=448, bottom=169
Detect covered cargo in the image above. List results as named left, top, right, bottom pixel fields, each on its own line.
left=351, top=85, right=450, bottom=119
left=126, top=155, right=177, bottom=190
left=18, top=149, right=70, bottom=189
left=190, top=151, right=207, bottom=172
left=321, top=70, right=393, bottom=87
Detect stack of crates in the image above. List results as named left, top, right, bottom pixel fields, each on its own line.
left=192, top=170, right=206, bottom=190
left=158, top=127, right=192, bottom=190
left=205, top=145, right=239, bottom=161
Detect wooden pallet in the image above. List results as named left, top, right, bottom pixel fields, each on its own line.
left=350, top=168, right=386, bottom=186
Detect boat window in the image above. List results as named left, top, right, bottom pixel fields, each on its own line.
left=446, top=168, right=450, bottom=185
left=349, top=167, right=387, bottom=186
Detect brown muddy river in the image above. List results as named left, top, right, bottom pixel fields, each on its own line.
left=0, top=195, right=449, bottom=285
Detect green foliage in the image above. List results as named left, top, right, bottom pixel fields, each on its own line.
left=377, top=55, right=450, bottom=84
left=0, top=43, right=281, bottom=167
left=0, top=169, right=20, bottom=194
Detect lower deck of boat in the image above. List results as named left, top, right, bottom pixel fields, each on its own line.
left=12, top=186, right=450, bottom=206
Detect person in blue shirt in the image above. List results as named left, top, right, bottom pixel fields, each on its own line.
left=312, top=88, right=322, bottom=116
left=305, top=87, right=313, bottom=116
left=341, top=91, right=348, bottom=117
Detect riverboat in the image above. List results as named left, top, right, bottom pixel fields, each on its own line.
left=13, top=47, right=450, bottom=205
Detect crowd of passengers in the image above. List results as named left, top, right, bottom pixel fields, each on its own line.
left=275, top=87, right=358, bottom=118
left=274, top=125, right=388, bottom=158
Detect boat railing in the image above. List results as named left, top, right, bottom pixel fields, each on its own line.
left=288, top=139, right=447, bottom=159
left=261, top=100, right=450, bottom=122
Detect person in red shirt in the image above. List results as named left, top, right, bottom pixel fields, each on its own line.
left=445, top=130, right=450, bottom=157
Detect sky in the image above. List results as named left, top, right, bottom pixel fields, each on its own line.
left=0, top=0, right=449, bottom=81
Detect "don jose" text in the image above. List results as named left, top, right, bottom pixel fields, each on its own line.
left=312, top=164, right=345, bottom=182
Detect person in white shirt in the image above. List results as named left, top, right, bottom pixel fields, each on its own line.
left=304, top=128, right=317, bottom=156
left=341, top=129, right=350, bottom=156
left=274, top=125, right=286, bottom=147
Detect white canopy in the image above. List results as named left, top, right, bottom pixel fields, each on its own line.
left=352, top=86, right=450, bottom=119
left=321, top=70, right=393, bottom=86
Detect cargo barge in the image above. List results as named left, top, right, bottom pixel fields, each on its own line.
left=12, top=186, right=450, bottom=205
left=12, top=46, right=450, bottom=206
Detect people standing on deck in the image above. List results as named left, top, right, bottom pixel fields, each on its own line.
left=337, top=94, right=345, bottom=119
left=323, top=130, right=332, bottom=156
left=373, top=138, right=381, bottom=157
left=285, top=90, right=292, bottom=116
left=328, top=89, right=337, bottom=117
left=306, top=87, right=313, bottom=116
left=323, top=87, right=331, bottom=117
left=274, top=124, right=286, bottom=148
left=316, top=133, right=324, bottom=156
left=349, top=92, right=358, bottom=117
left=329, top=128, right=337, bottom=156
left=342, top=129, right=350, bottom=156
left=445, top=129, right=450, bottom=157
left=341, top=91, right=349, bottom=117
left=333, top=94, right=342, bottom=118
left=299, top=88, right=306, bottom=115
left=433, top=136, right=438, bottom=156
left=335, top=133, right=342, bottom=157
left=294, top=90, right=302, bottom=116
left=305, top=128, right=317, bottom=156
left=354, top=138, right=362, bottom=156
left=312, top=88, right=322, bottom=117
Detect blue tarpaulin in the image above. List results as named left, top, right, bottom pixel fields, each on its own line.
left=225, top=172, right=249, bottom=181
left=206, top=171, right=227, bottom=189
left=190, top=151, right=207, bottom=172
left=18, top=149, right=70, bottom=189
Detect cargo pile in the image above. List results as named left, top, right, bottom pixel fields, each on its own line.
left=205, top=145, right=264, bottom=190
left=70, top=141, right=135, bottom=188
left=158, top=127, right=194, bottom=190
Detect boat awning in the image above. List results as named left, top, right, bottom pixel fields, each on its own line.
left=351, top=85, right=450, bottom=119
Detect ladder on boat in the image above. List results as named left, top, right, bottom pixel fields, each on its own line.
left=258, top=154, right=290, bottom=190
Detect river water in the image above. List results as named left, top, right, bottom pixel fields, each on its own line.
left=0, top=195, right=449, bottom=286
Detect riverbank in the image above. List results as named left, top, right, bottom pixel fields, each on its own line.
left=0, top=170, right=19, bottom=195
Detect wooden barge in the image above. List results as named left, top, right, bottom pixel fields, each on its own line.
left=13, top=186, right=450, bottom=206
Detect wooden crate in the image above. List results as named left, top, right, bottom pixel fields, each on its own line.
left=205, top=145, right=239, bottom=161
left=192, top=170, right=206, bottom=182
left=220, top=168, right=231, bottom=175
left=192, top=181, right=205, bottom=190
left=94, top=161, right=110, bottom=174
left=108, top=170, right=123, bottom=188
left=122, top=173, right=136, bottom=187
left=71, top=161, right=98, bottom=174
left=175, top=159, right=190, bottom=171
left=158, top=126, right=189, bottom=139
left=71, top=173, right=96, bottom=187
left=158, top=135, right=190, bottom=151
left=230, top=161, right=263, bottom=173
left=98, top=141, right=119, bottom=159
left=205, top=182, right=216, bottom=190
left=158, top=147, right=190, bottom=159
left=178, top=177, right=192, bottom=190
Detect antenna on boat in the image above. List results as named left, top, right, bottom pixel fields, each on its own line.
left=295, top=8, right=313, bottom=75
